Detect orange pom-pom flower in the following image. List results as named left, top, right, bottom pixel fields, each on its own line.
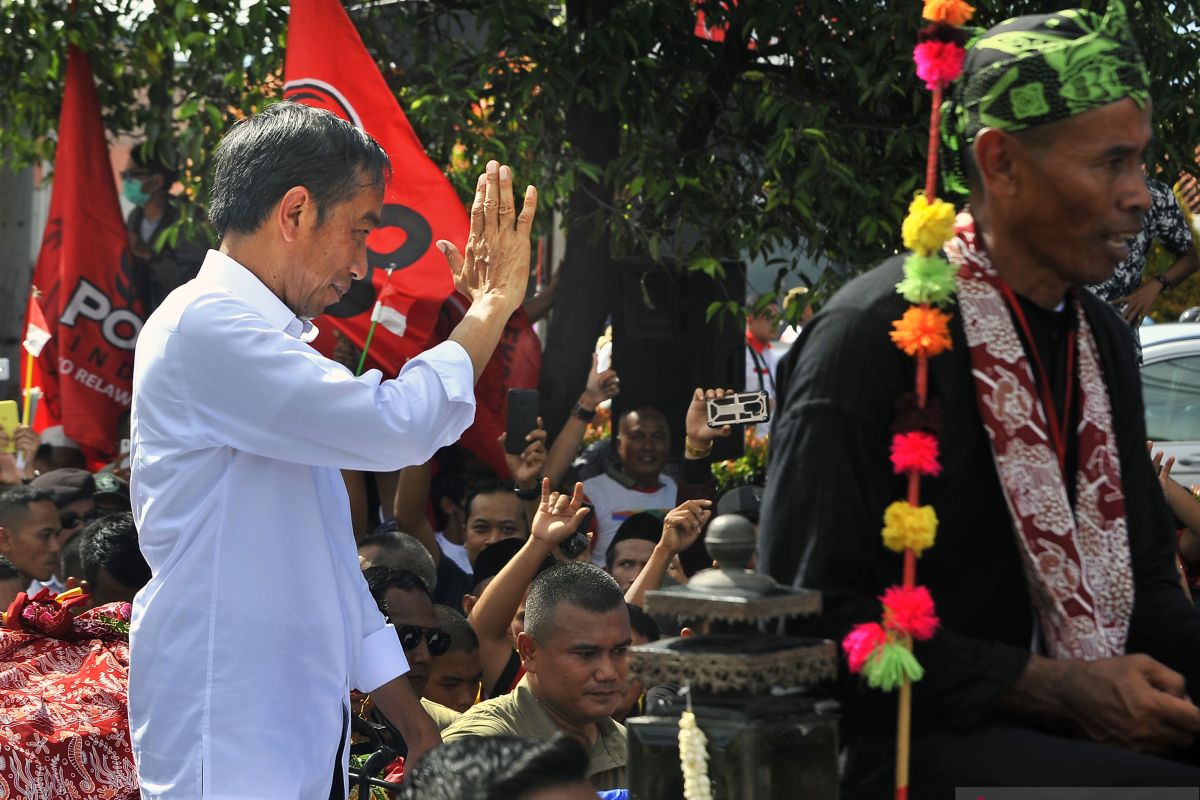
left=922, top=0, right=975, bottom=26
left=890, top=306, right=952, bottom=358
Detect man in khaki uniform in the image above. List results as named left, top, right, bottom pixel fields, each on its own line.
left=443, top=561, right=630, bottom=791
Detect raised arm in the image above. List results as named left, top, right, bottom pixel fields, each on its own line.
left=544, top=354, right=619, bottom=488
left=468, top=479, right=588, bottom=693
left=500, top=419, right=548, bottom=522
left=625, top=499, right=711, bottom=608
left=394, top=460, right=441, bottom=568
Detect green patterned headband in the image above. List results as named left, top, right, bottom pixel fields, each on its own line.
left=943, top=0, right=1150, bottom=193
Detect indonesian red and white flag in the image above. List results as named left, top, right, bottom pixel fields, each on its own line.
left=22, top=292, right=51, bottom=358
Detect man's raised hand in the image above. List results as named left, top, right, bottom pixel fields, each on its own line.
left=661, top=499, right=712, bottom=555
left=530, top=479, right=590, bottom=547
left=438, top=160, right=537, bottom=319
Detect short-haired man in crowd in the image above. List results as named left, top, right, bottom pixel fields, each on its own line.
left=444, top=556, right=631, bottom=791
left=425, top=605, right=484, bottom=713
left=0, top=486, right=60, bottom=591
left=129, top=100, right=537, bottom=797
left=79, top=512, right=151, bottom=607
left=582, top=407, right=677, bottom=566
left=30, top=468, right=96, bottom=546
left=358, top=530, right=438, bottom=595
left=363, top=566, right=461, bottom=733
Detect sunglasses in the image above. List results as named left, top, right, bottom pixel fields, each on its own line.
left=60, top=509, right=104, bottom=530
left=395, top=625, right=451, bottom=656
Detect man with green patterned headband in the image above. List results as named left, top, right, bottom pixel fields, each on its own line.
left=762, top=2, right=1200, bottom=795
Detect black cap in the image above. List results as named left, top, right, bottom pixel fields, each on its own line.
left=470, top=538, right=555, bottom=594
left=716, top=485, right=763, bottom=523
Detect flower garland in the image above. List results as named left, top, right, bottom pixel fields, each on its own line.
left=839, top=2, right=973, bottom=798
left=678, top=688, right=713, bottom=800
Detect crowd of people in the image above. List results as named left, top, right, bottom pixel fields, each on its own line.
left=4, top=2, right=1200, bottom=799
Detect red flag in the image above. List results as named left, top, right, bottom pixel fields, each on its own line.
left=284, top=0, right=543, bottom=477
left=26, top=45, right=144, bottom=458
left=283, top=0, right=460, bottom=365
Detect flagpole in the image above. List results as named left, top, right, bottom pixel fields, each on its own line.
left=355, top=267, right=395, bottom=377
left=21, top=351, right=35, bottom=426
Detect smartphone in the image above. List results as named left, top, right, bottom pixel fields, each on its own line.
left=0, top=400, right=18, bottom=453
left=559, top=507, right=595, bottom=560
left=505, top=388, right=540, bottom=455
left=707, top=390, right=770, bottom=428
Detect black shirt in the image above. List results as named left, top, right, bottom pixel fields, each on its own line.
left=759, top=256, right=1200, bottom=741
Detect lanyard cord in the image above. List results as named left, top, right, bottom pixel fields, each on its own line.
left=997, top=283, right=1077, bottom=471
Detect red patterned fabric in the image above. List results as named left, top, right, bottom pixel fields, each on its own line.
left=0, top=602, right=138, bottom=799
left=945, top=212, right=1134, bottom=660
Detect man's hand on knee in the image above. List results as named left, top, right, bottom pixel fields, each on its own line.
left=1009, top=653, right=1200, bottom=753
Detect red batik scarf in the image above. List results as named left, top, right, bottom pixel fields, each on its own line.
left=945, top=213, right=1134, bottom=660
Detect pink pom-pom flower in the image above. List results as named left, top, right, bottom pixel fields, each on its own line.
left=842, top=621, right=888, bottom=674
left=890, top=431, right=941, bottom=477
left=881, top=585, right=940, bottom=641
left=913, top=40, right=965, bottom=91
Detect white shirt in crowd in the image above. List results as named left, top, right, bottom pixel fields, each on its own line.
left=581, top=471, right=678, bottom=567
left=129, top=250, right=476, bottom=799
left=745, top=340, right=780, bottom=435
left=436, top=531, right=473, bottom=575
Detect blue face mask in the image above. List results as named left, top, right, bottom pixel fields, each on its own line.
left=123, top=177, right=150, bottom=206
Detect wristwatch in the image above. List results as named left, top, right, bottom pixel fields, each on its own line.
left=572, top=403, right=597, bottom=422
left=1155, top=274, right=1173, bottom=292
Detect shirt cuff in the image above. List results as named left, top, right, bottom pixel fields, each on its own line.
left=354, top=624, right=410, bottom=694
left=403, top=340, right=475, bottom=404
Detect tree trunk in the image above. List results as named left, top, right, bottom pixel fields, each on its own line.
left=539, top=0, right=621, bottom=441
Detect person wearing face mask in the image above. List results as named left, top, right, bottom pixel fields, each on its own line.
left=123, top=146, right=206, bottom=311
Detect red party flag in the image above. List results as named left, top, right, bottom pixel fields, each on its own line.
left=25, top=44, right=144, bottom=458
left=283, top=0, right=543, bottom=478
left=283, top=0, right=460, bottom=365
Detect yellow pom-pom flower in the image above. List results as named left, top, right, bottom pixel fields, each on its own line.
left=902, top=194, right=957, bottom=257
left=890, top=306, right=953, bottom=358
left=922, top=0, right=975, bottom=26
left=881, top=501, right=938, bottom=555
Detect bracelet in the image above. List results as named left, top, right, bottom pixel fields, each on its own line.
left=572, top=402, right=597, bottom=423
left=514, top=485, right=540, bottom=501
left=684, top=435, right=713, bottom=458
left=1156, top=274, right=1173, bottom=292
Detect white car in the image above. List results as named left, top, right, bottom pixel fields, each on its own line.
left=1140, top=323, right=1200, bottom=484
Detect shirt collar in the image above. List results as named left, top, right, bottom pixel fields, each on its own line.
left=745, top=329, right=770, bottom=354
left=196, top=250, right=319, bottom=342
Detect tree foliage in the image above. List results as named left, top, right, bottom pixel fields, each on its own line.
left=4, top=1, right=1197, bottom=279
left=2, top=0, right=1198, bottom=422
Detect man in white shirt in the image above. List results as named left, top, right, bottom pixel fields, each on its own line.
left=582, top=407, right=678, bottom=566
left=129, top=102, right=536, bottom=799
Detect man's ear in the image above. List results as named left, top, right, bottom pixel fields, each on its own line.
left=0, top=525, right=12, bottom=554
left=439, top=497, right=462, bottom=520
left=516, top=630, right=537, bottom=671
left=973, top=128, right=1022, bottom=199
left=462, top=593, right=478, bottom=616
left=276, top=185, right=314, bottom=243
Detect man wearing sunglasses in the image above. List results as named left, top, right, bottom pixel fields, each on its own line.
left=363, top=566, right=460, bottom=735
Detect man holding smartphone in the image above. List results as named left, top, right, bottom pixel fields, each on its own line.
left=129, top=102, right=537, bottom=799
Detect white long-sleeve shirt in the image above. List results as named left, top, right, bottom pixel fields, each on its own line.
left=129, top=250, right=475, bottom=799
